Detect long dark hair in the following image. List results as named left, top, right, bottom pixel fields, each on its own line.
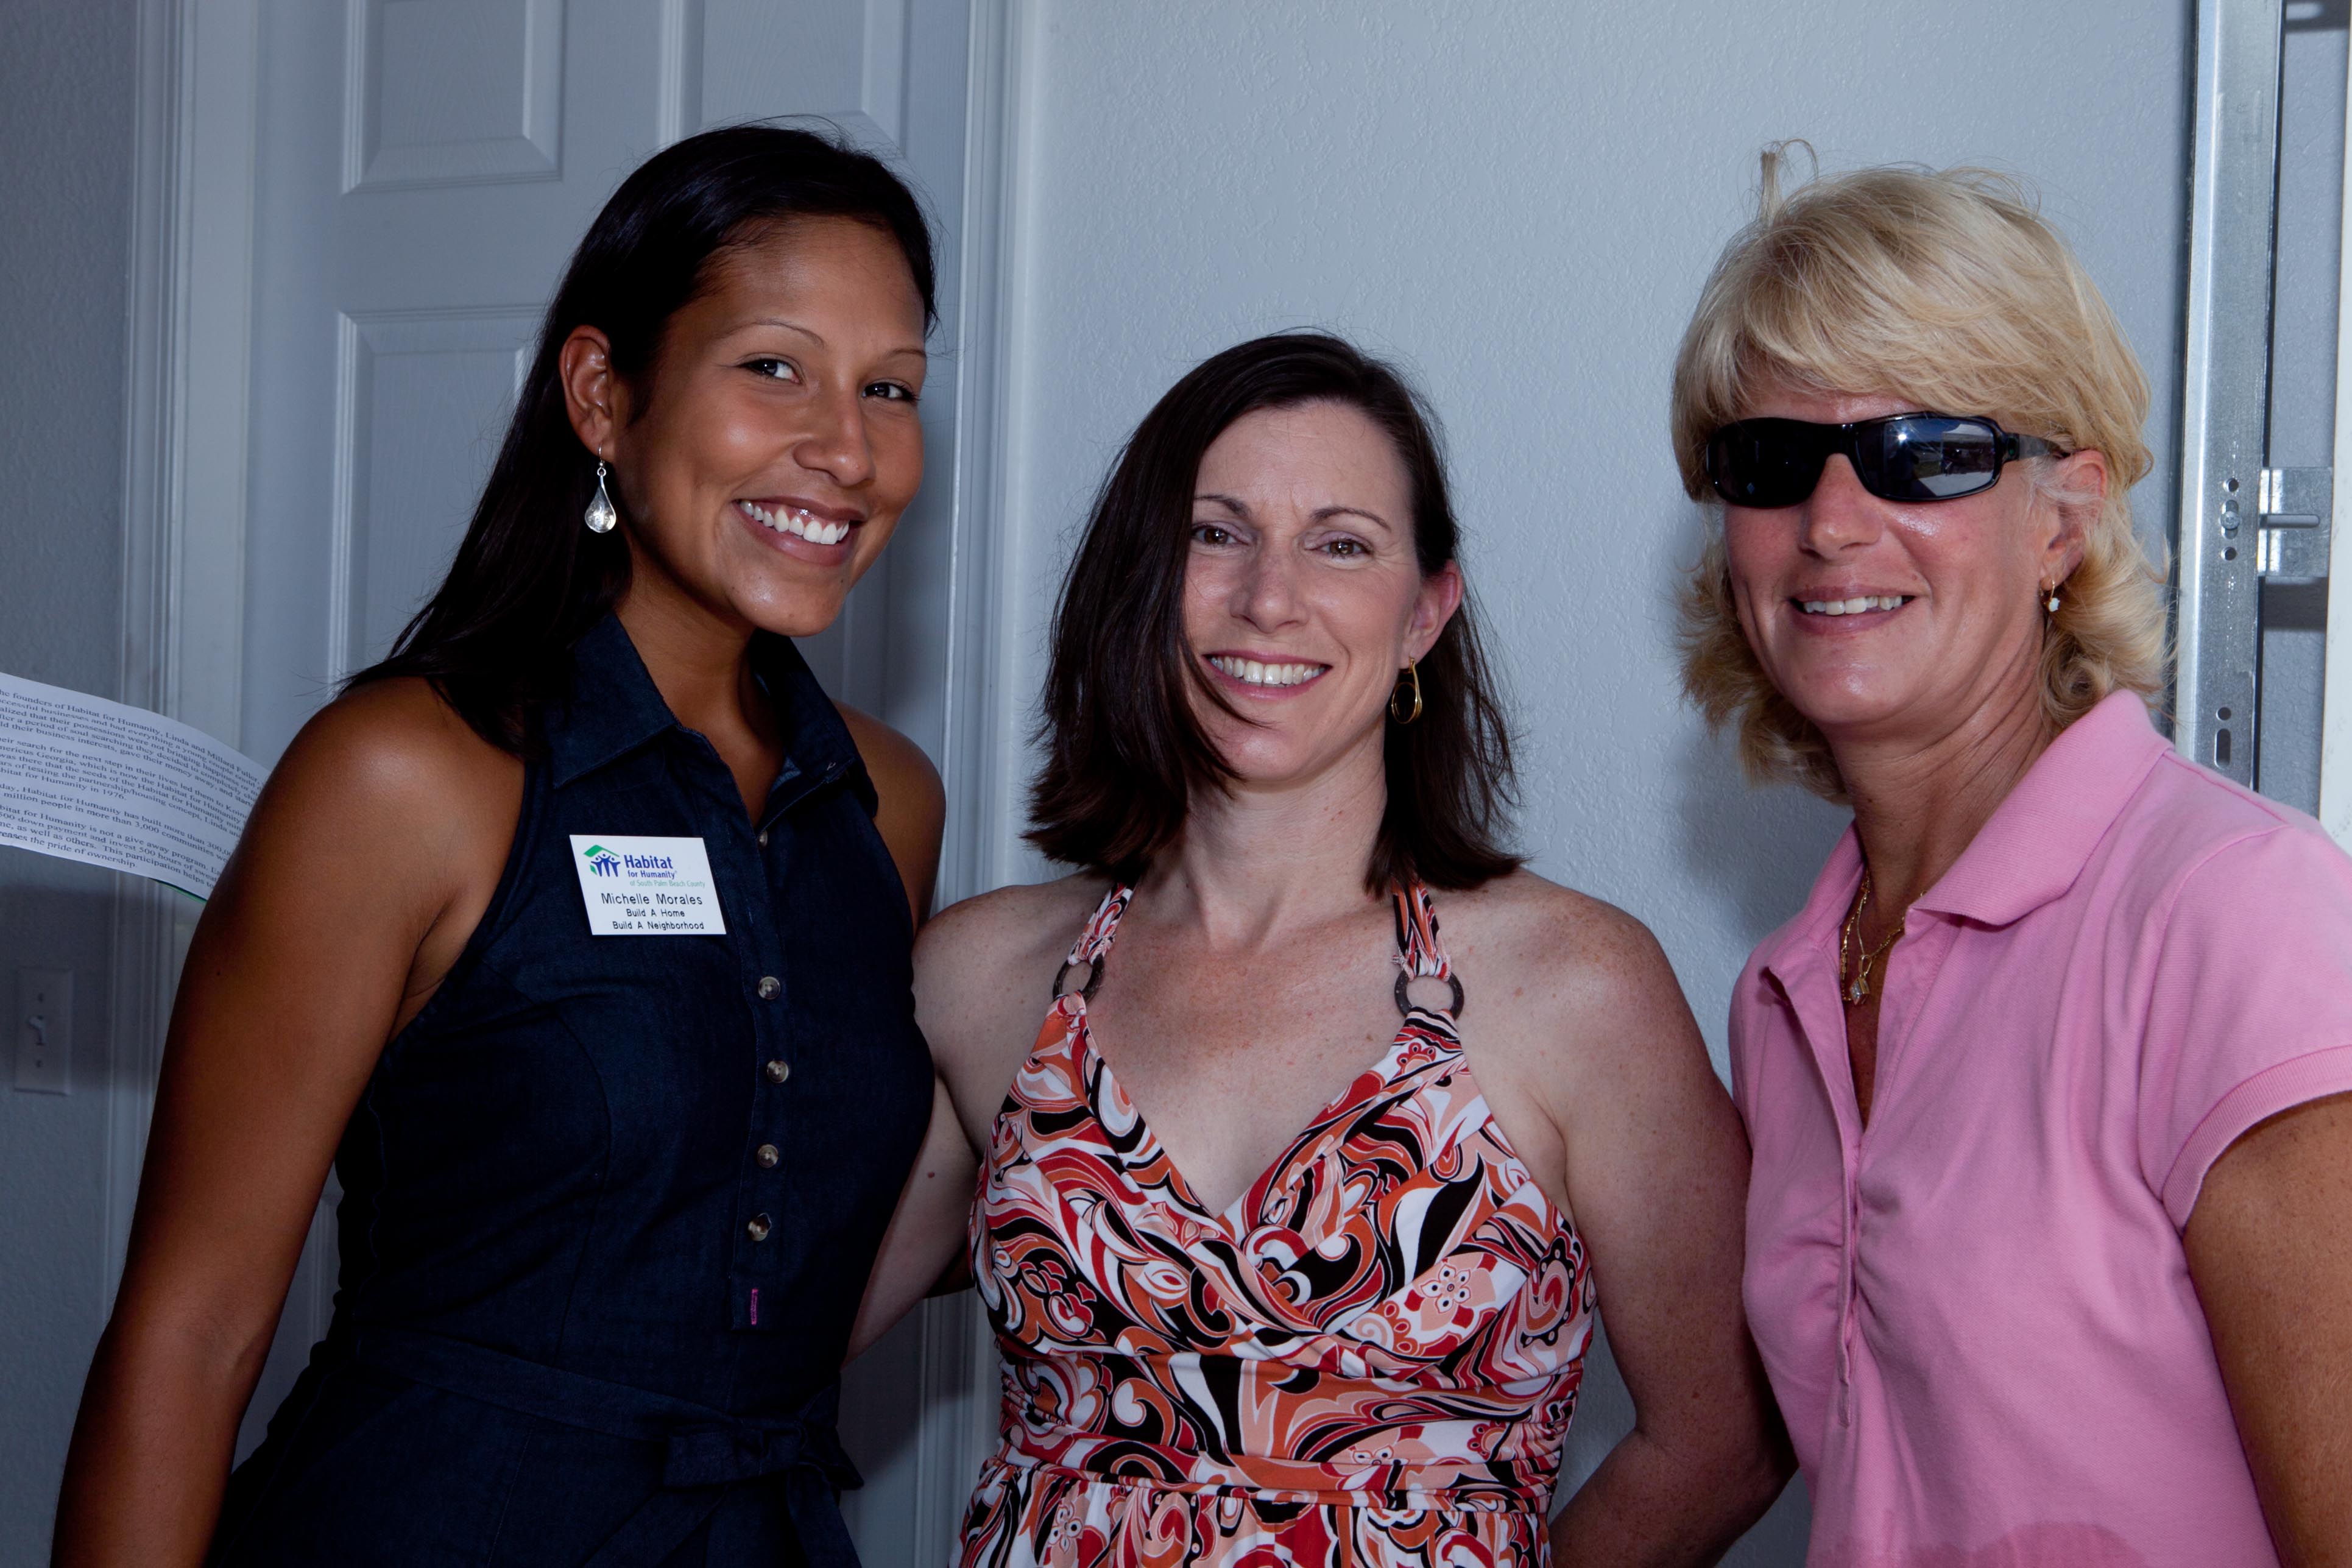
left=347, top=125, right=936, bottom=749
left=1028, top=333, right=1522, bottom=892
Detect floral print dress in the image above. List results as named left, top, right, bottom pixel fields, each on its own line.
left=962, top=883, right=1595, bottom=1567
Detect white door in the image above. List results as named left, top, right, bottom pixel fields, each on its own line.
left=227, top=1, right=988, bottom=1556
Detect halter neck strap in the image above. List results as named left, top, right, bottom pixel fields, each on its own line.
left=1393, top=883, right=1451, bottom=979
left=1051, top=881, right=1461, bottom=1016
left=1053, top=883, right=1132, bottom=1001
left=1393, top=883, right=1463, bottom=1019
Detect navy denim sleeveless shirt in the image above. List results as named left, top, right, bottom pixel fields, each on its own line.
left=213, top=615, right=932, bottom=1567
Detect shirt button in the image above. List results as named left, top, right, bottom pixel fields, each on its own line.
left=763, top=1059, right=790, bottom=1084
left=746, top=1213, right=772, bottom=1243
left=755, top=1143, right=780, bottom=1169
left=757, top=975, right=781, bottom=1000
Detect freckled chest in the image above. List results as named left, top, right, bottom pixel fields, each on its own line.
left=1078, top=906, right=1403, bottom=1213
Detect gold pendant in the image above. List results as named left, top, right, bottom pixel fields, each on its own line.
left=1845, top=974, right=1868, bottom=1005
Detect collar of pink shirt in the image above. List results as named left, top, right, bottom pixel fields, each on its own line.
left=1760, top=687, right=2170, bottom=970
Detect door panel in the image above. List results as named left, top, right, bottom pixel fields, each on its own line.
left=348, top=0, right=566, bottom=190
left=235, top=3, right=978, bottom=1553
left=330, top=308, right=536, bottom=675
left=701, top=0, right=908, bottom=149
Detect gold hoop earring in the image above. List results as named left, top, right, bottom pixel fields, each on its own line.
left=1389, top=659, right=1422, bottom=725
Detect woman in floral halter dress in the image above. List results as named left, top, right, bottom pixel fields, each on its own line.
left=853, top=335, right=1789, bottom=1565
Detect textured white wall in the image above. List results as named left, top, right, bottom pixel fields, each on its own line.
left=987, top=2, right=2192, bottom=1558
left=0, top=0, right=138, bottom=1559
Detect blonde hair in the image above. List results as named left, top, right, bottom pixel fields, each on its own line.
left=1671, top=148, right=2168, bottom=799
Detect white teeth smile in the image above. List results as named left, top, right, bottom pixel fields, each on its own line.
left=738, top=500, right=853, bottom=546
left=1799, top=595, right=1910, bottom=616
left=1207, top=655, right=1328, bottom=688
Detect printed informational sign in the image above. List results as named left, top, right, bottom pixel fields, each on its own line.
left=567, top=834, right=728, bottom=935
left=0, top=671, right=266, bottom=900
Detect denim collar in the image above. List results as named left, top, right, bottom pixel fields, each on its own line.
left=546, top=612, right=872, bottom=817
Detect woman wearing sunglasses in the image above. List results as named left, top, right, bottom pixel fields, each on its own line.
left=1672, top=155, right=2352, bottom=1567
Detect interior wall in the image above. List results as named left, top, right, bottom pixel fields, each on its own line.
left=0, top=0, right=2211, bottom=1559
left=0, top=0, right=139, bottom=1559
left=983, top=3, right=2193, bottom=1558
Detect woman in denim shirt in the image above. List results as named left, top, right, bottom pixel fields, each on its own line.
left=56, top=127, right=944, bottom=1568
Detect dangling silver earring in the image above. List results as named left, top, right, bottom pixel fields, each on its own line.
left=585, top=460, right=618, bottom=534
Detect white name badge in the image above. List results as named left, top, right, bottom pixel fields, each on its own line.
left=568, top=835, right=728, bottom=936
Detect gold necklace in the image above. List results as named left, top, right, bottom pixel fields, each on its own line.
left=1840, top=867, right=1905, bottom=1006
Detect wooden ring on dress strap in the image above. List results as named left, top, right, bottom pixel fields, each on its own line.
left=1053, top=954, right=1104, bottom=1002
left=1394, top=969, right=1464, bottom=1019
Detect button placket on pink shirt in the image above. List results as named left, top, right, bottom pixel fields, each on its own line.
left=1850, top=916, right=1963, bottom=1435
left=1778, top=936, right=1863, bottom=1430
left=1788, top=900, right=1966, bottom=1435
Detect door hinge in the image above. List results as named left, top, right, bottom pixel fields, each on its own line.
left=2257, top=466, right=2330, bottom=581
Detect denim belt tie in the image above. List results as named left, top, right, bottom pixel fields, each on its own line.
left=355, top=1326, right=863, bottom=1566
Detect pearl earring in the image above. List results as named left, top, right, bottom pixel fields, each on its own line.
left=585, top=461, right=617, bottom=534
left=2045, top=584, right=2061, bottom=614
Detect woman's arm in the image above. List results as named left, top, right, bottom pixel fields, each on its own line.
left=839, top=705, right=944, bottom=925
left=847, top=1074, right=980, bottom=1358
left=2184, top=1090, right=2352, bottom=1568
left=836, top=709, right=956, bottom=1358
left=848, top=881, right=1091, bottom=1359
left=1533, top=903, right=1792, bottom=1566
left=51, top=683, right=517, bottom=1568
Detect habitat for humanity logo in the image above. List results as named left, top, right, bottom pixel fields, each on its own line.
left=580, top=843, right=679, bottom=880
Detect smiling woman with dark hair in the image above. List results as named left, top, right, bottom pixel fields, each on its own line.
left=1022, top=334, right=1519, bottom=894
left=852, top=333, right=1790, bottom=1566
left=54, top=126, right=946, bottom=1568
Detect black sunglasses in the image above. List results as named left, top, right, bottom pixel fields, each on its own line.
left=1704, top=413, right=2059, bottom=509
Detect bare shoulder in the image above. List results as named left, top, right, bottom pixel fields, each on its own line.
left=1439, top=869, right=1699, bottom=1080
left=835, top=704, right=945, bottom=917
left=1444, top=869, right=1679, bottom=1008
left=204, top=677, right=521, bottom=994
left=916, top=874, right=1109, bottom=997
left=1414, top=872, right=1727, bottom=1229
left=838, top=704, right=945, bottom=817
left=915, top=874, right=1108, bottom=1086
left=267, top=677, right=520, bottom=835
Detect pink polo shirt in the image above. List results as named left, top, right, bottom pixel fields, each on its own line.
left=1731, top=690, right=2352, bottom=1568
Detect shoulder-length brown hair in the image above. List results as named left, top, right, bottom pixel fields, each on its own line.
left=1028, top=332, right=1521, bottom=892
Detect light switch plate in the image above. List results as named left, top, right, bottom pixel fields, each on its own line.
left=15, top=967, right=71, bottom=1094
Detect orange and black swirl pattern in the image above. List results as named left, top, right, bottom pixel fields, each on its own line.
left=961, top=884, right=1595, bottom=1567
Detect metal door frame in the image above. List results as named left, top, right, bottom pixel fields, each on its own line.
left=2178, top=0, right=2352, bottom=850
left=2323, top=19, right=2352, bottom=846
left=2175, top=0, right=2280, bottom=788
